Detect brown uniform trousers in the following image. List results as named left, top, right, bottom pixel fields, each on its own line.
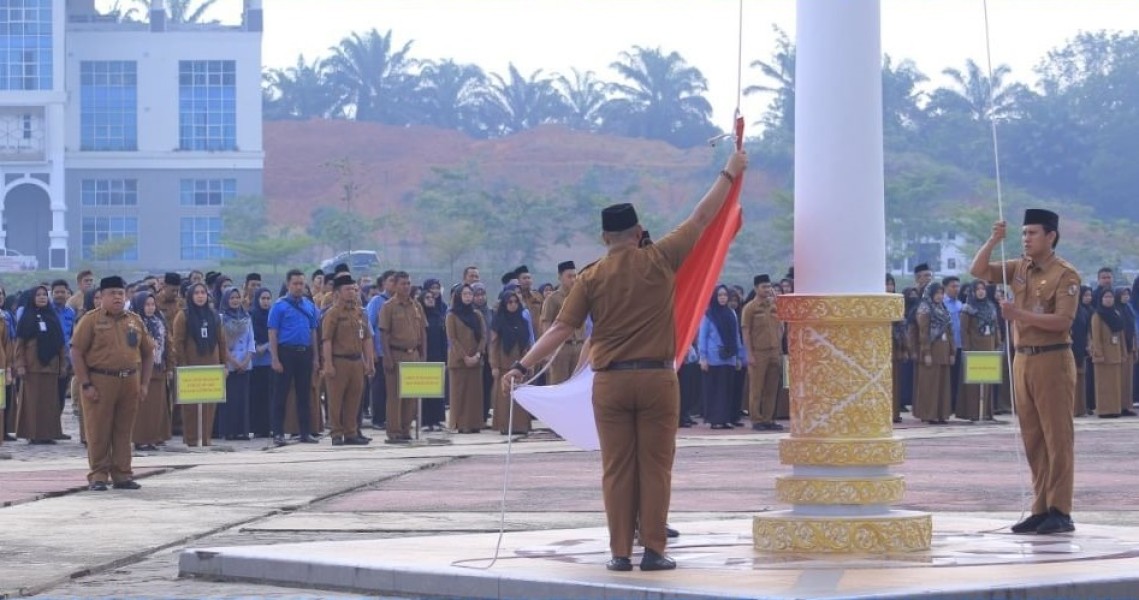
left=1090, top=314, right=1124, bottom=416
left=71, top=308, right=154, bottom=484
left=380, top=296, right=426, bottom=439
left=490, top=340, right=532, bottom=434
left=915, top=311, right=955, bottom=422
left=958, top=312, right=998, bottom=421
left=323, top=304, right=371, bottom=441
left=14, top=338, right=65, bottom=441
left=742, top=300, right=782, bottom=425
left=172, top=311, right=228, bottom=446
left=133, top=368, right=171, bottom=445
left=540, top=289, right=585, bottom=385
left=555, top=218, right=702, bottom=558
left=984, top=256, right=1080, bottom=516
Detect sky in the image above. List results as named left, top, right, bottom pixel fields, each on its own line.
left=193, top=0, right=1136, bottom=124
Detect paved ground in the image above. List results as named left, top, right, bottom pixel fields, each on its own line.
left=3, top=401, right=1139, bottom=599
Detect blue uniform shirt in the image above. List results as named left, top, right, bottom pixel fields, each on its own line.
left=945, top=296, right=963, bottom=349
left=268, top=295, right=318, bottom=347
left=365, top=293, right=389, bottom=358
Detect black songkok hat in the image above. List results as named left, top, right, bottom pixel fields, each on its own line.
left=334, top=263, right=350, bottom=275
left=501, top=272, right=517, bottom=286
left=558, top=261, right=576, bottom=274
left=1023, top=208, right=1059, bottom=230
left=754, top=274, right=771, bottom=286
left=333, top=273, right=356, bottom=288
left=913, top=263, right=931, bottom=275
left=514, top=265, right=529, bottom=275
left=204, top=271, right=220, bottom=286
left=164, top=272, right=181, bottom=286
left=99, top=276, right=126, bottom=290
left=601, top=203, right=638, bottom=232
left=245, top=273, right=262, bottom=283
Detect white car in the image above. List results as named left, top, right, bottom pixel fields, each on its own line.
left=0, top=248, right=37, bottom=272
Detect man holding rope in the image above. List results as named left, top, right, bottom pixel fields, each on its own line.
left=503, top=150, right=747, bottom=572
left=970, top=209, right=1080, bottom=535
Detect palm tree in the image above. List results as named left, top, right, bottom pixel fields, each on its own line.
left=554, top=68, right=610, bottom=132
left=745, top=26, right=796, bottom=138
left=881, top=55, right=929, bottom=142
left=603, top=46, right=715, bottom=148
left=482, top=64, right=565, bottom=137
left=133, top=0, right=220, bottom=23
left=263, top=54, right=342, bottom=120
left=415, top=59, right=491, bottom=136
left=326, top=29, right=417, bottom=124
left=930, top=59, right=1025, bottom=122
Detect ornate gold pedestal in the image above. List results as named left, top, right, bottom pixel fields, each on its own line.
left=753, top=294, right=932, bottom=553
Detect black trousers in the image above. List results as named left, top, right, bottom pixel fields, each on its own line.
left=678, top=362, right=701, bottom=424
left=273, top=346, right=314, bottom=437
left=369, top=361, right=386, bottom=427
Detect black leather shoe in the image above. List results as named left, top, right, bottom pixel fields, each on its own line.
left=113, top=480, right=142, bottom=490
left=88, top=481, right=108, bottom=492
left=639, top=549, right=676, bottom=571
left=1037, top=508, right=1075, bottom=534
left=299, top=435, right=320, bottom=444
left=331, top=436, right=345, bottom=446
left=666, top=526, right=680, bottom=538
left=273, top=436, right=288, bottom=447
left=606, top=557, right=633, bottom=572
left=1011, top=513, right=1048, bottom=534
left=345, top=436, right=370, bottom=445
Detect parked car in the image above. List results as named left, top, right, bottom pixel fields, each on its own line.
left=320, top=250, right=379, bottom=274
left=0, top=248, right=37, bottom=272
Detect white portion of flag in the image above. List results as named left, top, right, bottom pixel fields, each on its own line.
left=512, top=368, right=600, bottom=451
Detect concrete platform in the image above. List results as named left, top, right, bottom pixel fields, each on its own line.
left=179, top=516, right=1139, bottom=599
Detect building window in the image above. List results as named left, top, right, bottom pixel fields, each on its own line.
left=180, top=216, right=231, bottom=260
left=80, top=61, right=138, bottom=151
left=81, top=216, right=138, bottom=261
left=947, top=258, right=958, bottom=270
left=0, top=0, right=52, bottom=91
left=81, top=179, right=137, bottom=206
left=178, top=60, right=236, bottom=151
left=180, top=178, right=236, bottom=206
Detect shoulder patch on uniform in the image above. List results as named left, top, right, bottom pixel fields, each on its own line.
left=1068, top=284, right=1078, bottom=296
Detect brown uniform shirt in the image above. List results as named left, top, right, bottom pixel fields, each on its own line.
left=522, top=289, right=544, bottom=335
left=1089, top=314, right=1125, bottom=364
left=379, top=296, right=426, bottom=353
left=71, top=308, right=155, bottom=371
left=982, top=256, right=1081, bottom=347
left=322, top=304, right=371, bottom=358
left=741, top=299, right=781, bottom=353
left=445, top=312, right=487, bottom=368
left=155, top=289, right=182, bottom=327
left=540, top=288, right=586, bottom=342
left=558, top=220, right=702, bottom=370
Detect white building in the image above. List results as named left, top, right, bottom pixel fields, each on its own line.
left=889, top=230, right=970, bottom=279
left=0, top=0, right=263, bottom=271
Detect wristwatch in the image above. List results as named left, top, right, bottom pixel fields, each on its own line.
left=508, top=360, right=527, bottom=374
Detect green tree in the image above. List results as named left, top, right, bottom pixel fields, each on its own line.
left=224, top=230, right=315, bottom=273
left=263, top=54, right=342, bottom=120
left=603, top=46, right=717, bottom=148
left=414, top=59, right=491, bottom=136
left=89, top=237, right=137, bottom=268
left=482, top=64, right=566, bottom=136
left=220, top=195, right=269, bottom=240
left=326, top=29, right=417, bottom=124
left=555, top=68, right=610, bottom=132
left=308, top=206, right=372, bottom=257
left=881, top=55, right=928, bottom=148
left=132, top=0, right=220, bottom=23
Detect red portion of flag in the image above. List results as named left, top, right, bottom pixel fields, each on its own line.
left=674, top=114, right=746, bottom=367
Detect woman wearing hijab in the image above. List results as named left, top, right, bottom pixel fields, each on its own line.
left=957, top=281, right=998, bottom=422
left=914, top=282, right=955, bottom=424
left=14, top=286, right=66, bottom=443
left=217, top=287, right=254, bottom=440
left=173, top=282, right=228, bottom=446
left=1071, top=286, right=1094, bottom=417
left=447, top=284, right=487, bottom=433
left=471, top=283, right=494, bottom=424
left=1115, top=287, right=1138, bottom=417
left=892, top=285, right=918, bottom=424
left=423, top=279, right=447, bottom=314
left=248, top=288, right=275, bottom=438
left=489, top=290, right=533, bottom=435
left=698, top=285, right=747, bottom=429
left=1090, top=287, right=1125, bottom=418
left=419, top=289, right=448, bottom=430
left=128, top=291, right=172, bottom=450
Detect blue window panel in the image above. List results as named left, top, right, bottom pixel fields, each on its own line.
left=178, top=60, right=237, bottom=151
left=79, top=61, right=137, bottom=151
left=80, top=215, right=138, bottom=261
left=0, top=0, right=51, bottom=90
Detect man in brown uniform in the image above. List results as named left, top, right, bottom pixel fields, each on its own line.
left=504, top=150, right=748, bottom=571
left=742, top=274, right=784, bottom=431
left=515, top=266, right=546, bottom=336
left=156, top=273, right=183, bottom=324
left=379, top=271, right=426, bottom=444
left=71, top=276, right=154, bottom=491
left=970, top=208, right=1080, bottom=535
left=540, top=261, right=586, bottom=384
left=322, top=273, right=374, bottom=445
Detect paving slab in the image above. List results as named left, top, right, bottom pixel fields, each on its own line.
left=242, top=511, right=755, bottom=533
left=0, top=467, right=167, bottom=507
left=179, top=516, right=1139, bottom=600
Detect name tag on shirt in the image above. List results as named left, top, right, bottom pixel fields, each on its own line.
left=1112, top=335, right=1119, bottom=345
left=941, top=333, right=947, bottom=342
left=983, top=326, right=991, bottom=336
left=358, top=325, right=365, bottom=340
left=201, top=326, right=209, bottom=339
left=38, top=321, right=47, bottom=332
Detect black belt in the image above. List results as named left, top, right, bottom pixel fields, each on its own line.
left=566, top=340, right=585, bottom=345
left=332, top=353, right=363, bottom=361
left=1016, top=343, right=1070, bottom=356
left=390, top=346, right=419, bottom=354
left=280, top=344, right=311, bottom=352
left=601, top=360, right=671, bottom=371
left=90, top=367, right=137, bottom=378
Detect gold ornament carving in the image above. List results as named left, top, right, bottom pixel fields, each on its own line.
left=777, top=294, right=903, bottom=323
left=787, top=321, right=894, bottom=438
left=775, top=476, right=905, bottom=505
left=780, top=438, right=905, bottom=466
left=753, top=513, right=933, bottom=553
